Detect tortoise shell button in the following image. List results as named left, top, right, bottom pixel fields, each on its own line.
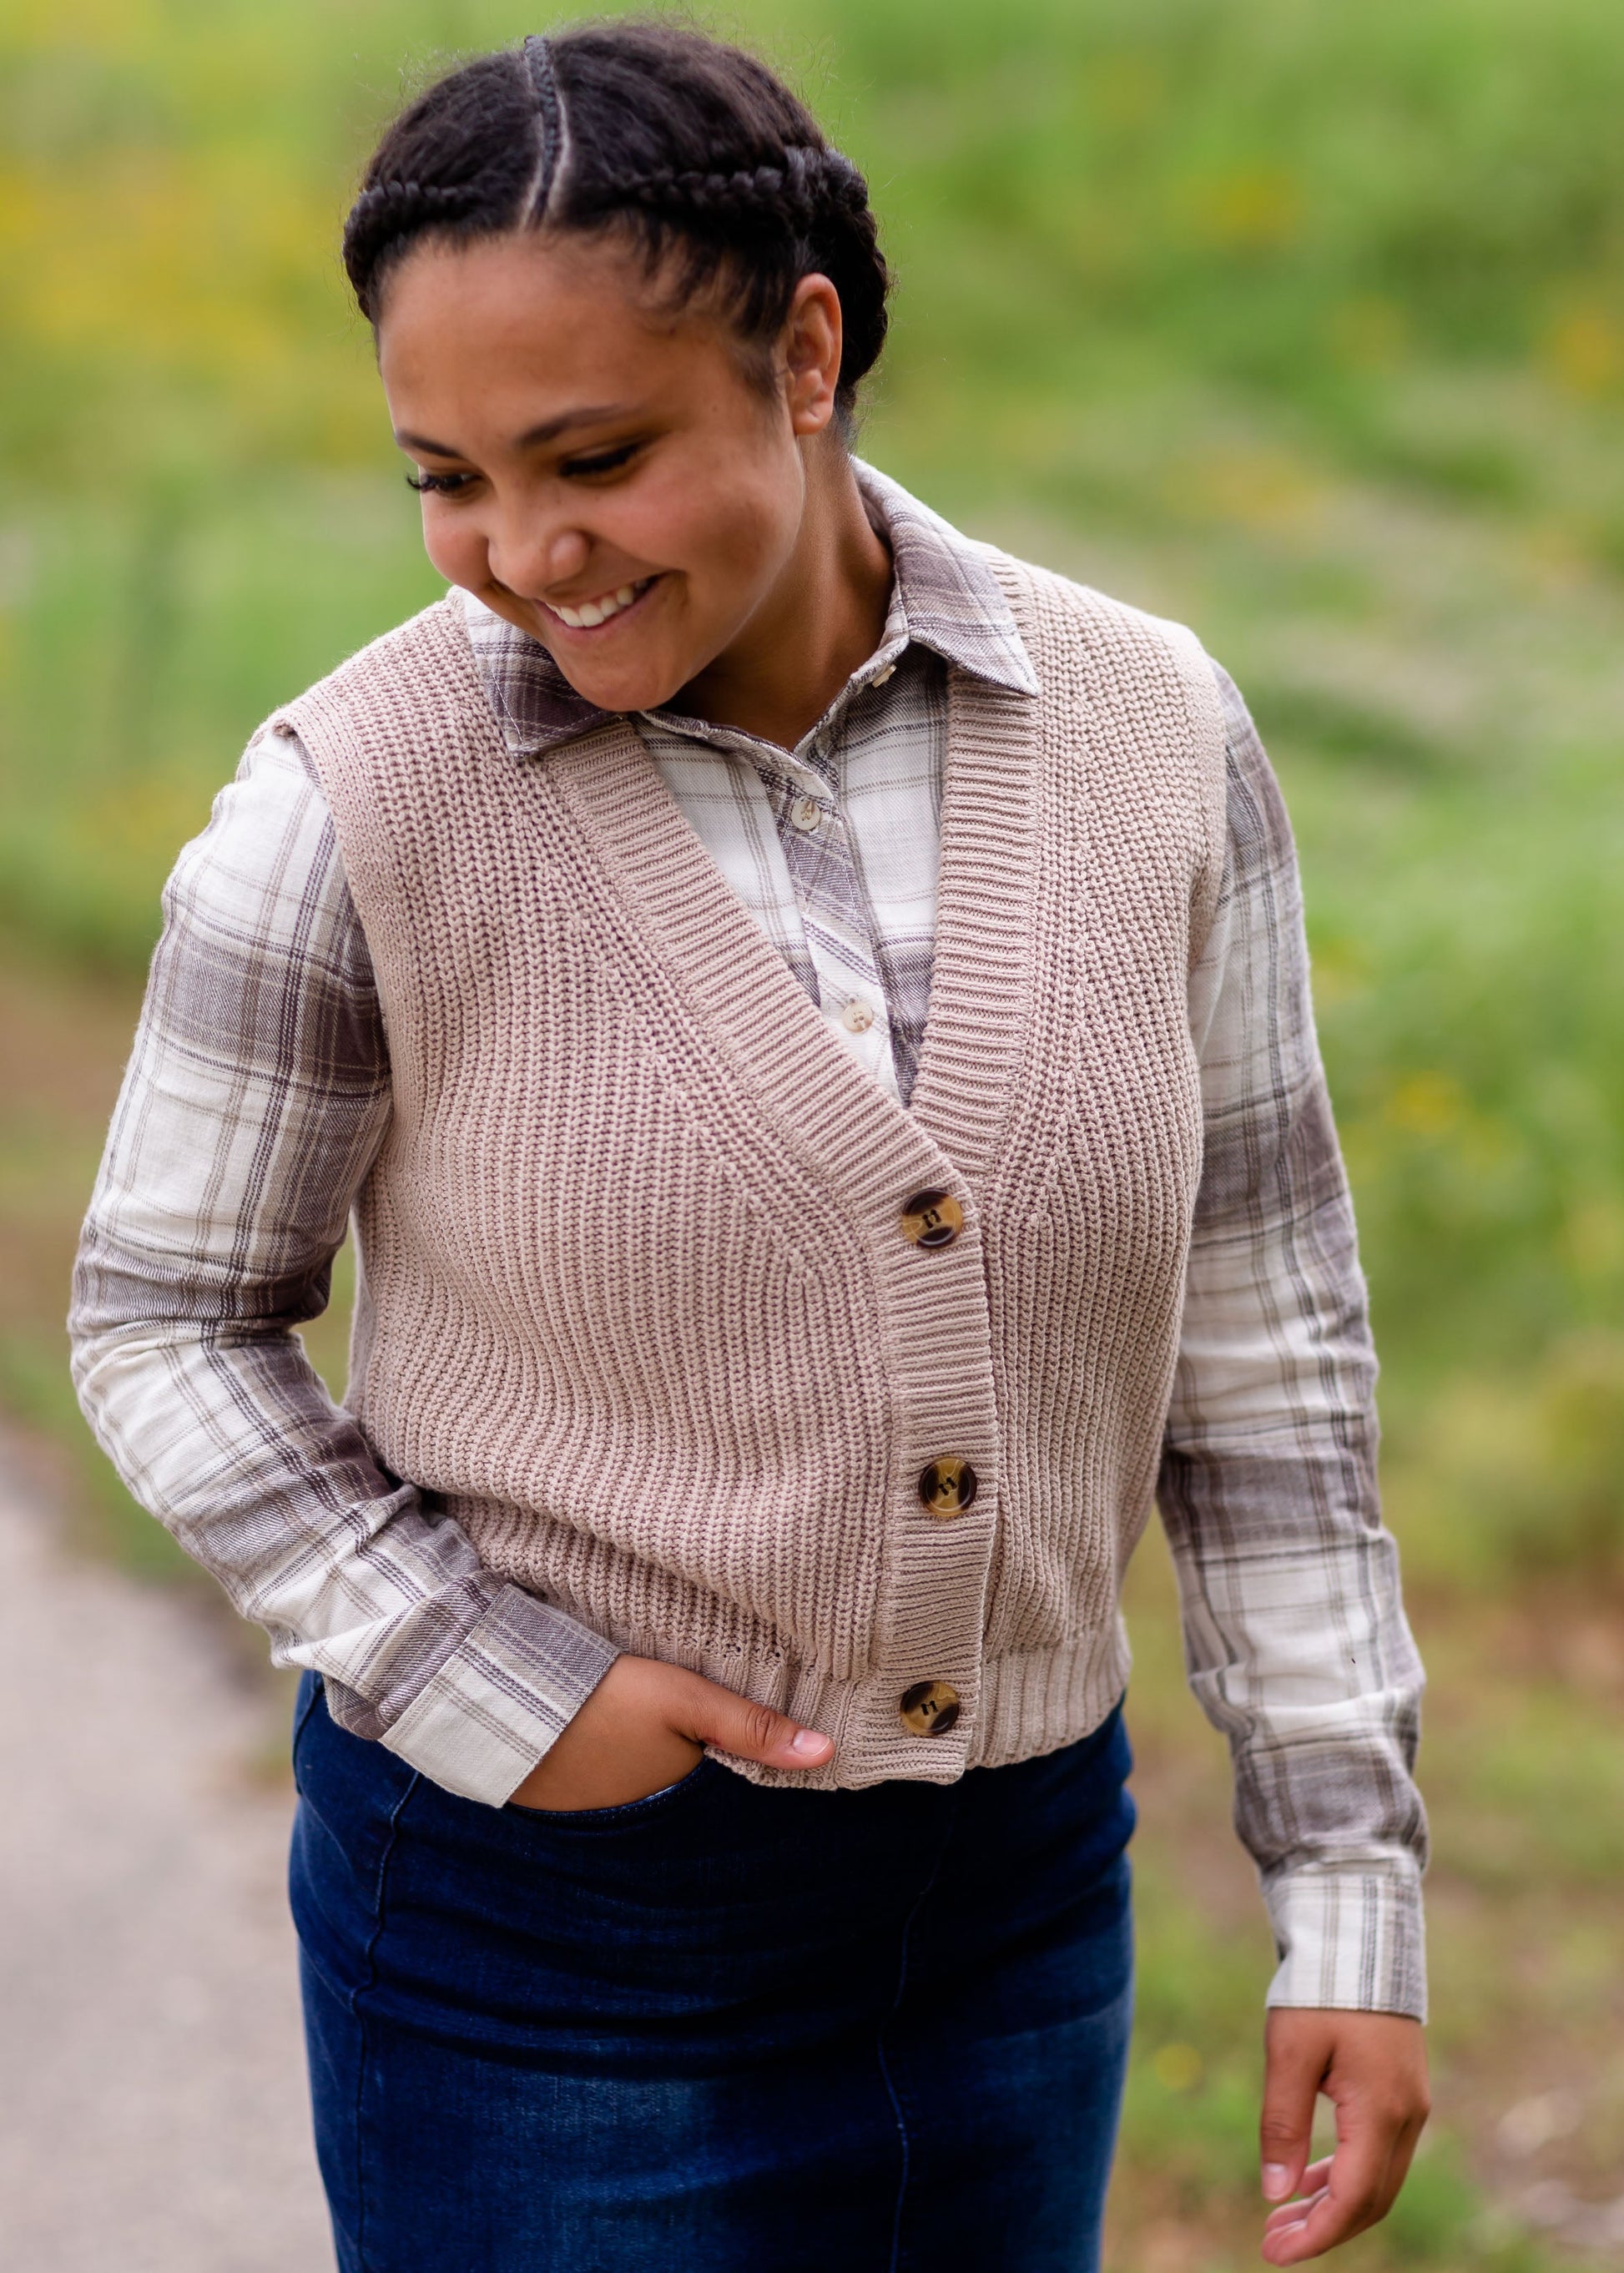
left=917, top=1456, right=978, bottom=1517
left=900, top=1680, right=961, bottom=1736
left=900, top=1188, right=963, bottom=1249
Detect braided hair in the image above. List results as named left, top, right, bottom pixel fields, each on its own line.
left=342, top=21, right=890, bottom=427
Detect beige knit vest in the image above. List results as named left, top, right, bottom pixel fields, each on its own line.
left=279, top=550, right=1227, bottom=1788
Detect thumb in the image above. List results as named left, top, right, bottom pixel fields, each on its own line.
left=673, top=1673, right=834, bottom=1772
left=1261, top=2010, right=1331, bottom=2205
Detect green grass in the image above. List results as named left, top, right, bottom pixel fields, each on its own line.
left=2, top=0, right=1621, bottom=2260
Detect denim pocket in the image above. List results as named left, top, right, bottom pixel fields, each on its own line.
left=502, top=1755, right=718, bottom=1830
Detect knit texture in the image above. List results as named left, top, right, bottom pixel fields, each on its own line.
left=280, top=552, right=1227, bottom=1788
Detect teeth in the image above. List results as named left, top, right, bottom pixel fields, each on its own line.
left=549, top=577, right=649, bottom=632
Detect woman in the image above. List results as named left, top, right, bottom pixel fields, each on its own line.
left=71, top=21, right=1430, bottom=2270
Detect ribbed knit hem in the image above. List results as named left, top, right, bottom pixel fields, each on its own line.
left=1263, top=1861, right=1428, bottom=2021
left=969, top=1621, right=1133, bottom=1770
left=378, top=1583, right=620, bottom=1807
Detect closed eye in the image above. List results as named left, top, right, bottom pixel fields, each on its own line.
left=558, top=439, right=643, bottom=480
left=405, top=468, right=476, bottom=495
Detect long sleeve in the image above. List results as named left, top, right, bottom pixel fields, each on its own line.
left=1161, top=665, right=1429, bottom=2018
left=68, top=727, right=619, bottom=1806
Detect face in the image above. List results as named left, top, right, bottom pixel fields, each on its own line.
left=376, top=230, right=842, bottom=714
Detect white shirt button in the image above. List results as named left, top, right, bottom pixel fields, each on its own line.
left=790, top=794, right=822, bottom=832
left=840, top=998, right=876, bottom=1034
left=871, top=663, right=896, bottom=688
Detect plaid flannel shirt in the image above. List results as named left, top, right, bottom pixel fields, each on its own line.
left=70, top=466, right=1426, bottom=2016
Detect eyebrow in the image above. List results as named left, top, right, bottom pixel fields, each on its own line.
left=393, top=405, right=638, bottom=459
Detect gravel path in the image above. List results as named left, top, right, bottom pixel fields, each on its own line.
left=0, top=1459, right=333, bottom=2270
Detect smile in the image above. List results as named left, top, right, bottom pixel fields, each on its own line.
left=542, top=576, right=658, bottom=632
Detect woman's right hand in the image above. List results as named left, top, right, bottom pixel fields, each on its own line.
left=507, top=1653, right=834, bottom=1812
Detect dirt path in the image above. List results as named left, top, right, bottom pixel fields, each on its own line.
left=0, top=1454, right=333, bottom=2271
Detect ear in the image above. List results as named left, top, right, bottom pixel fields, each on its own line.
left=780, top=273, right=844, bottom=437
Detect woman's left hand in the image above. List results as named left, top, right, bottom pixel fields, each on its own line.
left=1257, top=2009, right=1430, bottom=2263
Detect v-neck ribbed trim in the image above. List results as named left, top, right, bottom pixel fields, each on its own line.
left=532, top=557, right=1041, bottom=1200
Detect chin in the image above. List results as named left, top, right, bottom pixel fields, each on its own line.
left=549, top=652, right=692, bottom=718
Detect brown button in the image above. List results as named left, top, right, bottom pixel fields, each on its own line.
left=900, top=1680, right=961, bottom=1736
left=900, top=1188, right=963, bottom=1249
left=918, top=1455, right=978, bottom=1517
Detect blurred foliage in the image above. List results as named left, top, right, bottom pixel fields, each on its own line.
left=4, top=0, right=1624, bottom=478
left=2, top=0, right=1621, bottom=1412
left=3, top=1, right=1622, bottom=2263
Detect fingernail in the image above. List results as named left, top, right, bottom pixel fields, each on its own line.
left=789, top=1728, right=831, bottom=1757
left=1263, top=2165, right=1293, bottom=2201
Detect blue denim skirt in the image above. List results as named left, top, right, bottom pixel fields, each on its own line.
left=289, top=1671, right=1135, bottom=2272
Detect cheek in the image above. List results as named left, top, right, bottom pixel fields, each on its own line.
left=659, top=452, right=799, bottom=607
left=715, top=489, right=796, bottom=585
left=421, top=507, right=487, bottom=589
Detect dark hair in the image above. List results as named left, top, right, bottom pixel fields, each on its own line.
left=343, top=20, right=890, bottom=426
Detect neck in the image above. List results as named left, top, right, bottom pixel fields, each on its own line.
left=673, top=438, right=893, bottom=750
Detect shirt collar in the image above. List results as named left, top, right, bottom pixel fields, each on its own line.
left=461, top=459, right=1037, bottom=760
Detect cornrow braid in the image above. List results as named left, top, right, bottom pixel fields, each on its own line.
left=343, top=23, right=892, bottom=425
left=343, top=179, right=484, bottom=319
left=614, top=146, right=869, bottom=230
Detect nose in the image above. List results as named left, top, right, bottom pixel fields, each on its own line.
left=488, top=517, right=589, bottom=599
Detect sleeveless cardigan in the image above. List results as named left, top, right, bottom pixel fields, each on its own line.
left=277, top=552, right=1228, bottom=1789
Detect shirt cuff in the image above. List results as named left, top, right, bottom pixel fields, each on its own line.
left=1263, top=1861, right=1428, bottom=2021
left=372, top=1584, right=621, bottom=1806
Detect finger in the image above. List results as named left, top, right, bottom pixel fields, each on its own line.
left=1259, top=2014, right=1330, bottom=2205
left=671, top=1671, right=834, bottom=1771
left=1260, top=2124, right=1396, bottom=2265
left=1263, top=2174, right=1332, bottom=2240
left=1262, top=2155, right=1333, bottom=2220
left=1263, top=2185, right=1328, bottom=2246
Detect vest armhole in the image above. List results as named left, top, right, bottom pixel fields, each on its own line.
left=1155, top=619, right=1229, bottom=970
